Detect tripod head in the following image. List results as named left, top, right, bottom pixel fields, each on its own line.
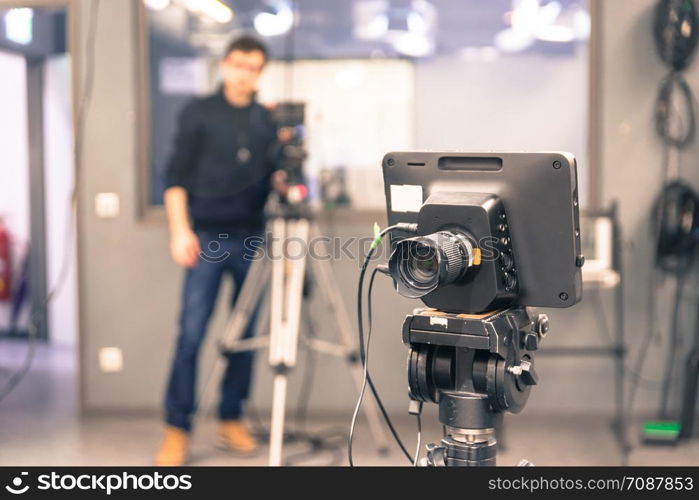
left=403, top=307, right=547, bottom=466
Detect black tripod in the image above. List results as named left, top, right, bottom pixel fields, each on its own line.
left=402, top=307, right=547, bottom=466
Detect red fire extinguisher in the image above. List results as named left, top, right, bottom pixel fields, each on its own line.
left=0, top=217, right=11, bottom=301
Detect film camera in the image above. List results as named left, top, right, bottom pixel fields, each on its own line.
left=272, top=102, right=307, bottom=194
left=266, top=102, right=309, bottom=220
left=381, top=152, right=583, bottom=466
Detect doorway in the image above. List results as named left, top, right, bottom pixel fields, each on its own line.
left=0, top=4, right=78, bottom=419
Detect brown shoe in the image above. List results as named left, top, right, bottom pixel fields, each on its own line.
left=155, top=426, right=189, bottom=466
left=218, top=420, right=259, bottom=455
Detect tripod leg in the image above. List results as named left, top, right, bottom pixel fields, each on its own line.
left=220, top=255, right=270, bottom=350
left=309, top=224, right=390, bottom=454
left=268, top=218, right=292, bottom=366
left=267, top=218, right=310, bottom=466
left=269, top=373, right=289, bottom=466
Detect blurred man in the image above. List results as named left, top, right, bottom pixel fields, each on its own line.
left=156, top=36, right=284, bottom=466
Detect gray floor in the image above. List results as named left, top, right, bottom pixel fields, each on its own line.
left=1, top=340, right=698, bottom=466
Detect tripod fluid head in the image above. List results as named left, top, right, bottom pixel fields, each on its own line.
left=403, top=307, right=548, bottom=466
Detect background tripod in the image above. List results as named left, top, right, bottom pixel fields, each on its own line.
left=198, top=209, right=389, bottom=465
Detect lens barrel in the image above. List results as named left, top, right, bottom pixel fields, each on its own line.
left=388, top=231, right=475, bottom=298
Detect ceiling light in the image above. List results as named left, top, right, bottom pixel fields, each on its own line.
left=391, top=31, right=434, bottom=57
left=495, top=0, right=590, bottom=52
left=354, top=0, right=389, bottom=40
left=4, top=8, right=33, bottom=45
left=181, top=0, right=233, bottom=24
left=144, top=0, right=171, bottom=11
left=254, top=1, right=294, bottom=37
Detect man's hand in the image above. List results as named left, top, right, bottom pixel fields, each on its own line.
left=272, top=170, right=290, bottom=197
left=277, top=127, right=294, bottom=144
left=164, top=186, right=199, bottom=268
left=170, top=228, right=200, bottom=268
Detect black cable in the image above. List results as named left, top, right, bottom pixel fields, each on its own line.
left=348, top=224, right=415, bottom=466
left=0, top=0, right=100, bottom=404
left=348, top=266, right=381, bottom=465
left=655, top=71, right=696, bottom=149
left=358, top=279, right=412, bottom=460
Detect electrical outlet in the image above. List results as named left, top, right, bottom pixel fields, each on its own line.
left=95, top=192, right=120, bottom=218
left=99, top=347, right=123, bottom=373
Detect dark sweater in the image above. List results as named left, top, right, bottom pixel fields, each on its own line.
left=164, top=88, right=278, bottom=234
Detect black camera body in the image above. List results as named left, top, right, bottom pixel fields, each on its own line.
left=414, top=192, right=518, bottom=313
left=383, top=151, right=583, bottom=314
left=273, top=103, right=306, bottom=182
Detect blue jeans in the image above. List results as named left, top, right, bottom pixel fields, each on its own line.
left=164, top=230, right=263, bottom=432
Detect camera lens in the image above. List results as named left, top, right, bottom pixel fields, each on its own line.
left=409, top=245, right=438, bottom=279
left=389, top=231, right=475, bottom=298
